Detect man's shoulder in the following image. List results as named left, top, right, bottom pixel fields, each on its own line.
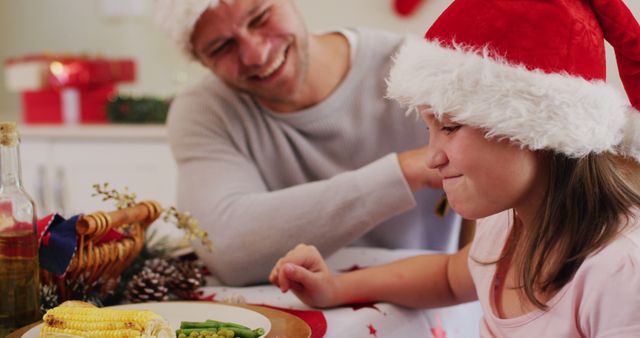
left=167, top=73, right=255, bottom=134
left=352, top=26, right=406, bottom=51
left=349, top=27, right=414, bottom=75
left=177, top=73, right=237, bottom=102
left=171, top=74, right=251, bottom=116
left=352, top=27, right=403, bottom=40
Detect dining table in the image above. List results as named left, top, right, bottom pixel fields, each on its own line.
left=202, top=246, right=483, bottom=338
left=8, top=246, right=482, bottom=338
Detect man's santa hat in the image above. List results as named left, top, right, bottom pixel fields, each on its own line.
left=387, top=0, right=640, bottom=161
left=153, top=0, right=229, bottom=57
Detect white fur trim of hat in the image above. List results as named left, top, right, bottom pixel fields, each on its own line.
left=152, top=0, right=226, bottom=57
left=387, top=37, right=640, bottom=161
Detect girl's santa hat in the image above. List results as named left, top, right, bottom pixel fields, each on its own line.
left=387, top=0, right=640, bottom=161
left=153, top=0, right=227, bottom=57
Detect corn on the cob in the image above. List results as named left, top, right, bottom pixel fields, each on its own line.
left=40, top=302, right=174, bottom=338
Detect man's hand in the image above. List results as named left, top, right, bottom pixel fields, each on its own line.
left=398, top=146, right=442, bottom=192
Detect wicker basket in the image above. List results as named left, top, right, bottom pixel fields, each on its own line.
left=41, top=200, right=163, bottom=301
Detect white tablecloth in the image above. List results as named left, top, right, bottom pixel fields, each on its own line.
left=202, top=247, right=482, bottom=337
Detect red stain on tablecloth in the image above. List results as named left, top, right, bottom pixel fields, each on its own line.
left=199, top=292, right=217, bottom=301
left=258, top=304, right=327, bottom=338
left=367, top=323, right=378, bottom=336
left=430, top=316, right=447, bottom=338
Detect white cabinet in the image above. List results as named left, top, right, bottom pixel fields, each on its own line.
left=18, top=125, right=183, bottom=239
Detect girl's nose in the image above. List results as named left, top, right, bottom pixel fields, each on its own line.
left=426, top=147, right=448, bottom=170
left=238, top=34, right=270, bottom=67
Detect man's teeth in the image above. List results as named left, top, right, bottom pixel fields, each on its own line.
left=257, top=52, right=285, bottom=79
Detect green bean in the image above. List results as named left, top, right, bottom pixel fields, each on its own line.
left=181, top=322, right=220, bottom=329
left=178, top=320, right=265, bottom=338
left=205, top=320, right=250, bottom=330
left=224, top=326, right=261, bottom=338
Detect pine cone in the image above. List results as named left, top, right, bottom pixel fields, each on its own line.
left=98, top=276, right=120, bottom=299
left=125, top=267, right=169, bottom=303
left=168, top=260, right=204, bottom=300
left=67, top=274, right=101, bottom=306
left=144, top=258, right=177, bottom=278
left=40, top=283, right=61, bottom=313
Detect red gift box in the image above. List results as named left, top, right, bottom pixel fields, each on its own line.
left=4, top=54, right=136, bottom=124
left=21, top=85, right=116, bottom=124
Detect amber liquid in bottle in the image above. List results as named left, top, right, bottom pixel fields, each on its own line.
left=0, top=122, right=40, bottom=336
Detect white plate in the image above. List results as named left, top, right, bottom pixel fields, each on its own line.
left=23, top=302, right=271, bottom=337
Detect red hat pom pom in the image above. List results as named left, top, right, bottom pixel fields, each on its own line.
left=394, top=0, right=425, bottom=17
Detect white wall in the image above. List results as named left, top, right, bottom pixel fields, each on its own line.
left=1, top=0, right=638, bottom=121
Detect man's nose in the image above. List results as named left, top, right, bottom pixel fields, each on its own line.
left=238, top=34, right=270, bottom=67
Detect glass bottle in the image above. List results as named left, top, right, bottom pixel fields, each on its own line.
left=0, top=122, right=40, bottom=336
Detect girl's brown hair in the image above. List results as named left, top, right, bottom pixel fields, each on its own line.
left=504, top=152, right=640, bottom=310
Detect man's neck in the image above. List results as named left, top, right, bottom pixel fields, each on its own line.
left=258, top=32, right=351, bottom=113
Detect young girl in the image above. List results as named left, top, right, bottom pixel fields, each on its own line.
left=269, top=0, right=640, bottom=336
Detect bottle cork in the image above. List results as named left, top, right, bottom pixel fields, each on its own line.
left=0, top=122, right=18, bottom=146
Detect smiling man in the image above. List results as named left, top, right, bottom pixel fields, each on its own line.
left=154, top=0, right=462, bottom=286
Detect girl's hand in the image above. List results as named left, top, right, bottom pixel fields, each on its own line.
left=269, top=244, right=338, bottom=308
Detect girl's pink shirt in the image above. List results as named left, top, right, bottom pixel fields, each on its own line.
left=469, top=210, right=640, bottom=337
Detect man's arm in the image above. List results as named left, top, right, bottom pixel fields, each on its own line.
left=177, top=152, right=417, bottom=285
left=398, top=145, right=443, bottom=191
left=169, top=97, right=421, bottom=286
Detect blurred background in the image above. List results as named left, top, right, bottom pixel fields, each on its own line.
left=2, top=0, right=637, bottom=122
left=0, top=0, right=455, bottom=121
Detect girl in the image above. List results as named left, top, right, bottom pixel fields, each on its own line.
left=269, top=0, right=640, bottom=336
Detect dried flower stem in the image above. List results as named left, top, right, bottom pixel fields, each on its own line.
left=91, top=183, right=137, bottom=209
left=163, top=207, right=213, bottom=251
left=92, top=183, right=213, bottom=250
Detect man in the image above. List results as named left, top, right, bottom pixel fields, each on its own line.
left=154, top=0, right=461, bottom=286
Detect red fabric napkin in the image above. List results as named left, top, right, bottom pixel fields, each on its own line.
left=254, top=304, right=327, bottom=338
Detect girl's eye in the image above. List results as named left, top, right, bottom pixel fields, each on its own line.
left=440, top=125, right=461, bottom=134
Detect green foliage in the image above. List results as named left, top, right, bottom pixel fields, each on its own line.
left=107, top=94, right=170, bottom=124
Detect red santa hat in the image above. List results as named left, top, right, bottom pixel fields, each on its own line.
left=153, top=0, right=228, bottom=57
left=387, top=0, right=640, bottom=161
